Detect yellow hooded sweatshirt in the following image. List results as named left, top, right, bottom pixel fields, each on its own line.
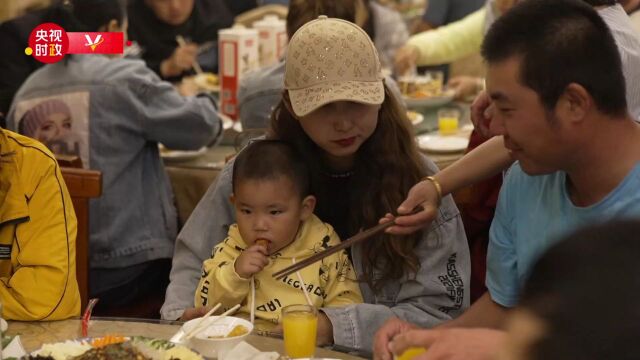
left=195, top=214, right=363, bottom=323
left=0, top=129, right=80, bottom=320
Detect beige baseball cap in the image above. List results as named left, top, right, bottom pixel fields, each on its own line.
left=284, top=16, right=385, bottom=117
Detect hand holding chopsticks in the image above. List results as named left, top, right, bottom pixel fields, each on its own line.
left=175, top=35, right=203, bottom=75
left=272, top=208, right=422, bottom=280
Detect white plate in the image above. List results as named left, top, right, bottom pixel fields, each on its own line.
left=404, top=90, right=455, bottom=109
left=417, top=134, right=469, bottom=153
left=406, top=111, right=424, bottom=126
left=159, top=145, right=208, bottom=162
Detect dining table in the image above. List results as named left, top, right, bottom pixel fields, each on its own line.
left=7, top=317, right=367, bottom=359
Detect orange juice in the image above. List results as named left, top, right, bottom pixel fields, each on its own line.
left=396, top=347, right=428, bottom=360
left=282, top=306, right=317, bottom=358
left=438, top=117, right=459, bottom=135
left=438, top=108, right=460, bottom=135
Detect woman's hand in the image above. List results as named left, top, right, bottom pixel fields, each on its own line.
left=373, top=317, right=418, bottom=360
left=161, top=44, right=198, bottom=78
left=316, top=312, right=334, bottom=345
left=448, top=76, right=483, bottom=100
left=394, top=45, right=420, bottom=76
left=382, top=179, right=440, bottom=235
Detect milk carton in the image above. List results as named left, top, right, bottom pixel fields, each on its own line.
left=253, top=15, right=287, bottom=67
left=218, top=26, right=259, bottom=119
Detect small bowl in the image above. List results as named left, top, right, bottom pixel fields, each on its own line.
left=182, top=316, right=253, bottom=359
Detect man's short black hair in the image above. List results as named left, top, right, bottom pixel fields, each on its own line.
left=520, top=220, right=640, bottom=360
left=232, top=140, right=311, bottom=197
left=482, top=0, right=627, bottom=116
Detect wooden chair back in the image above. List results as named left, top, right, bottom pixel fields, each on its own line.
left=59, top=166, right=102, bottom=311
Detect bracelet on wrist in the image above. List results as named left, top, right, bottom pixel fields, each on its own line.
left=422, top=176, right=442, bottom=206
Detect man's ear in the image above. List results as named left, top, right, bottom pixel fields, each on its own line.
left=299, top=195, right=316, bottom=221
left=557, top=83, right=591, bottom=124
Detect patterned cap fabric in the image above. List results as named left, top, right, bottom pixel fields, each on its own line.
left=284, top=16, right=384, bottom=117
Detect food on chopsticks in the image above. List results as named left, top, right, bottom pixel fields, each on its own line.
left=207, top=325, right=249, bottom=339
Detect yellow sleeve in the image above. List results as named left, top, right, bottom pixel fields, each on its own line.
left=2, top=154, right=80, bottom=320
left=322, top=233, right=363, bottom=308
left=407, top=8, right=485, bottom=66
left=194, top=235, right=250, bottom=310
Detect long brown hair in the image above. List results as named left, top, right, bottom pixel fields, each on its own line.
left=269, top=84, right=426, bottom=291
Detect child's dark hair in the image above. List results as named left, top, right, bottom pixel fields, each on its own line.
left=232, top=140, right=311, bottom=197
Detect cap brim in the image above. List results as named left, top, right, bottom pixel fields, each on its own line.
left=288, top=80, right=384, bottom=117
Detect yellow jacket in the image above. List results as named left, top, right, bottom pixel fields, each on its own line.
left=195, top=215, right=363, bottom=323
left=0, top=129, right=80, bottom=320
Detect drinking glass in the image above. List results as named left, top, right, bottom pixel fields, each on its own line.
left=438, top=108, right=460, bottom=135
left=282, top=304, right=318, bottom=359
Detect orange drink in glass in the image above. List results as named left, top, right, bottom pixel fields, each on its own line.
left=282, top=304, right=318, bottom=358
left=395, top=347, right=428, bottom=360
left=438, top=108, right=460, bottom=135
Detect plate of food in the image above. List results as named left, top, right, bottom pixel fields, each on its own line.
left=403, top=90, right=455, bottom=109
left=416, top=134, right=469, bottom=153
left=399, top=74, right=455, bottom=109
left=31, top=336, right=203, bottom=360
left=406, top=110, right=424, bottom=126
left=159, top=144, right=207, bottom=162
left=193, top=72, right=220, bottom=92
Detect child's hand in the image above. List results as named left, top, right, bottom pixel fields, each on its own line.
left=235, top=243, right=269, bottom=279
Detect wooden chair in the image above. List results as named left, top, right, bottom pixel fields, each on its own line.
left=59, top=166, right=102, bottom=311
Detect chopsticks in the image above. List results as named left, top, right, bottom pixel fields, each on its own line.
left=181, top=303, right=242, bottom=341
left=179, top=303, right=221, bottom=341
left=273, top=209, right=422, bottom=280
left=175, top=35, right=204, bottom=75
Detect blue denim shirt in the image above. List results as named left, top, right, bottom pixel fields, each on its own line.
left=7, top=55, right=223, bottom=277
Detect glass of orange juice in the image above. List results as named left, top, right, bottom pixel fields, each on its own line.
left=438, top=108, right=460, bottom=135
left=282, top=304, right=318, bottom=358
left=395, top=347, right=428, bottom=360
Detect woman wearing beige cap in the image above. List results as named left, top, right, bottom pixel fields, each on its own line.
left=163, top=16, right=470, bottom=351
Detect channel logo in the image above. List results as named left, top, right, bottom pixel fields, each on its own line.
left=25, top=23, right=128, bottom=64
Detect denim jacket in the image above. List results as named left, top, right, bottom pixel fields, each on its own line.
left=7, top=55, right=222, bottom=273
left=161, top=154, right=470, bottom=350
